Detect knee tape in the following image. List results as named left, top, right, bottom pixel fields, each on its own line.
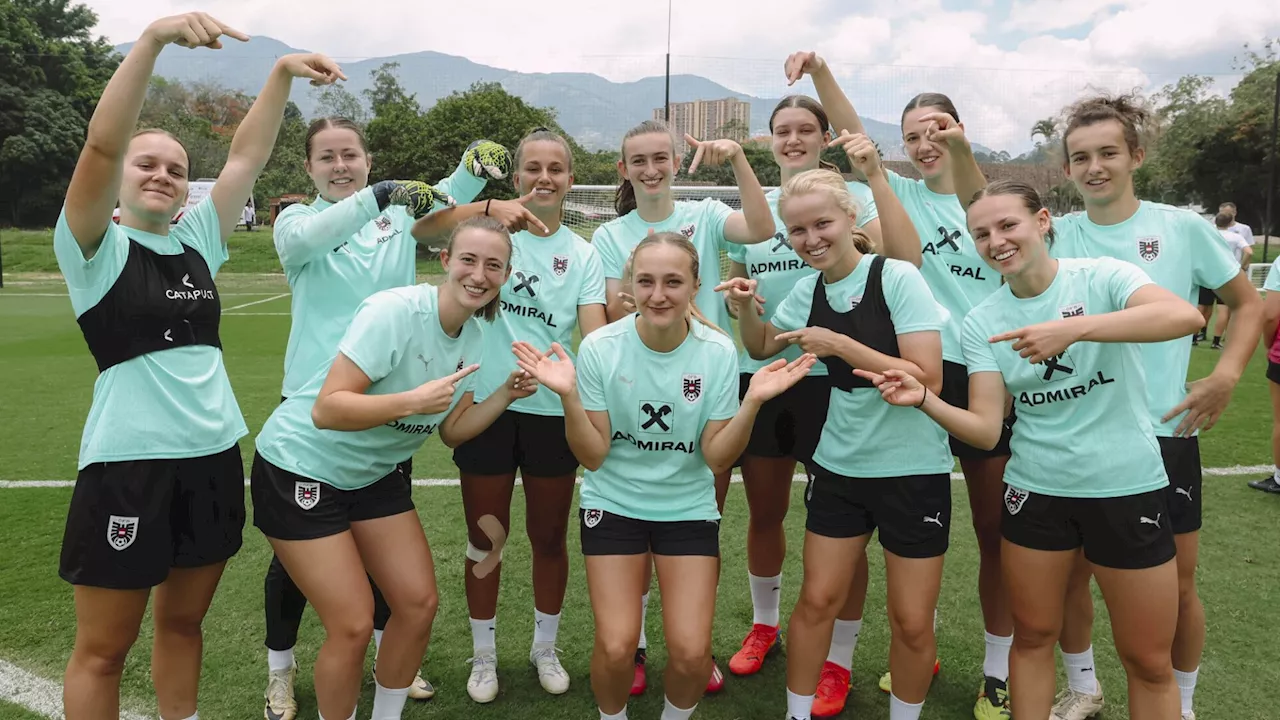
left=468, top=514, right=508, bottom=579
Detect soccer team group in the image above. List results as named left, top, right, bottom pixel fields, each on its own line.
left=48, top=11, right=1279, bottom=720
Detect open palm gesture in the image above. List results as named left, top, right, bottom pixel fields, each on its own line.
left=512, top=341, right=576, bottom=397
left=746, top=354, right=818, bottom=404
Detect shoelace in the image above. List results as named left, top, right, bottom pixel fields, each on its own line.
left=817, top=666, right=846, bottom=696
left=468, top=653, right=498, bottom=683
left=531, top=646, right=566, bottom=676
left=265, top=671, right=293, bottom=708
left=742, top=628, right=774, bottom=658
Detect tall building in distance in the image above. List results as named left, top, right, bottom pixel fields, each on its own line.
left=655, top=97, right=751, bottom=154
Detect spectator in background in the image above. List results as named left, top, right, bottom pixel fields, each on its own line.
left=1199, top=213, right=1255, bottom=350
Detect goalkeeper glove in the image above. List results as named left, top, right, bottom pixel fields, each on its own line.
left=463, top=140, right=512, bottom=180
left=371, top=180, right=454, bottom=219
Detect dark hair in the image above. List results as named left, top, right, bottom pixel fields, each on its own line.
left=615, top=119, right=678, bottom=217
left=447, top=216, right=513, bottom=322
left=1218, top=202, right=1237, bottom=215
left=625, top=231, right=727, bottom=337
left=968, top=180, right=1056, bottom=245
left=901, top=93, right=961, bottom=127
left=304, top=117, right=368, bottom=161
left=1061, top=92, right=1149, bottom=159
left=1214, top=212, right=1232, bottom=229
left=131, top=128, right=190, bottom=172
left=770, top=95, right=841, bottom=173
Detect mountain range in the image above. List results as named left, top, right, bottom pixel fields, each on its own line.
left=114, top=37, right=993, bottom=159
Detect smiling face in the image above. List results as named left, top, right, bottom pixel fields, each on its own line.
left=631, top=241, right=698, bottom=332
left=901, top=106, right=955, bottom=181
left=779, top=190, right=859, bottom=272
left=1064, top=119, right=1143, bottom=209
left=441, top=227, right=511, bottom=313
left=120, top=132, right=189, bottom=222
left=515, top=139, right=573, bottom=213
left=967, top=192, right=1053, bottom=279
left=618, top=132, right=676, bottom=200
left=771, top=106, right=828, bottom=174
left=305, top=127, right=371, bottom=201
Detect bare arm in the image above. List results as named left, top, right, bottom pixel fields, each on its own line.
left=578, top=304, right=608, bottom=338
left=411, top=193, right=547, bottom=242
left=700, top=408, right=761, bottom=475
left=1210, top=272, right=1264, bottom=381
left=784, top=51, right=866, bottom=137
left=212, top=54, right=345, bottom=241
left=720, top=153, right=775, bottom=244
left=439, top=371, right=534, bottom=447
left=566, top=395, right=611, bottom=471
left=865, top=171, right=921, bottom=267
left=311, top=354, right=478, bottom=431
left=860, top=218, right=884, bottom=253
left=605, top=278, right=634, bottom=323
left=1263, top=291, right=1280, bottom=351
left=917, top=371, right=1006, bottom=449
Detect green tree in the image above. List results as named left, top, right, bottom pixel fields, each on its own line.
left=363, top=63, right=433, bottom=183
left=0, top=0, right=119, bottom=225
left=311, top=83, right=368, bottom=126
left=255, top=100, right=313, bottom=208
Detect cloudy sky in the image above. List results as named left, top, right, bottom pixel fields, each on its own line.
left=80, top=0, right=1280, bottom=153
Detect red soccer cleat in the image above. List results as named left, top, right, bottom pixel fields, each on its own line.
left=630, top=648, right=647, bottom=696
left=812, top=661, right=852, bottom=718
left=729, top=624, right=781, bottom=676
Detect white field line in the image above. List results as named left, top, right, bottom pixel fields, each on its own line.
left=222, top=293, right=290, bottom=312
left=0, top=292, right=285, bottom=298
left=0, top=465, right=1270, bottom=490
left=0, top=659, right=152, bottom=720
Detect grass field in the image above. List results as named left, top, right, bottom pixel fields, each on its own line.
left=1, top=266, right=1278, bottom=720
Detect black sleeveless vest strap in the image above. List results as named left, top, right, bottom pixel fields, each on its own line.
left=805, top=255, right=900, bottom=392
left=76, top=239, right=223, bottom=373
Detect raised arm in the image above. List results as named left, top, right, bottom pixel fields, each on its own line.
left=684, top=136, right=773, bottom=244
left=832, top=131, right=922, bottom=267
left=65, top=13, right=249, bottom=258
left=211, top=54, right=345, bottom=241
left=784, top=51, right=866, bottom=137
left=918, top=112, right=987, bottom=210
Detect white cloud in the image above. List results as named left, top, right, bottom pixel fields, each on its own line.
left=76, top=0, right=1280, bottom=153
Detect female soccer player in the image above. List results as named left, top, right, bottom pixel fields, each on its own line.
left=514, top=231, right=816, bottom=720
left=1249, top=254, right=1280, bottom=494
left=939, top=94, right=1262, bottom=720
left=53, top=12, right=342, bottom=719
left=723, top=95, right=883, bottom=699
left=251, top=216, right=536, bottom=720
left=857, top=178, right=1206, bottom=720
left=721, top=169, right=950, bottom=720
left=418, top=127, right=608, bottom=702
left=789, top=50, right=1014, bottom=716
left=262, top=118, right=506, bottom=716
left=591, top=118, right=775, bottom=693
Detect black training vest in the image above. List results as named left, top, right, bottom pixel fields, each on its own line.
left=76, top=238, right=223, bottom=373
left=805, top=255, right=899, bottom=392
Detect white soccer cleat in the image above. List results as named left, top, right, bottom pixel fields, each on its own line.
left=263, top=662, right=298, bottom=720
left=1050, top=685, right=1106, bottom=720
left=467, top=649, right=499, bottom=703
left=408, top=671, right=435, bottom=700
left=530, top=642, right=570, bottom=695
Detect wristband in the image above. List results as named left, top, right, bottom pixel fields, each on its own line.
left=915, top=389, right=928, bottom=409
left=485, top=199, right=492, bottom=216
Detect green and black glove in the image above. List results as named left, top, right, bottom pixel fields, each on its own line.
left=463, top=140, right=512, bottom=180
left=372, top=180, right=454, bottom=219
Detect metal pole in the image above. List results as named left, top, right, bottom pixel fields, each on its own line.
left=0, top=228, right=5, bottom=288
left=1264, top=70, right=1279, bottom=260
left=664, top=0, right=672, bottom=122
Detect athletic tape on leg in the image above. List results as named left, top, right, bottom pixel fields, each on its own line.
left=470, top=514, right=507, bottom=579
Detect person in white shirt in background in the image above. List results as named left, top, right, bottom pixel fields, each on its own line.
left=1199, top=212, right=1254, bottom=350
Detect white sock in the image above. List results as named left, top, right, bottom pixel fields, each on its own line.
left=1273, top=466, right=1279, bottom=482
left=175, top=714, right=197, bottom=720
left=1174, top=667, right=1198, bottom=715
left=373, top=629, right=384, bottom=655
left=600, top=707, right=628, bottom=720
left=826, top=619, right=862, bottom=671
left=471, top=617, right=496, bottom=654
left=318, top=710, right=356, bottom=720
left=267, top=648, right=294, bottom=672
left=371, top=682, right=410, bottom=720
left=534, top=609, right=560, bottom=646
left=1062, top=647, right=1099, bottom=694
left=982, top=632, right=1013, bottom=681
left=638, top=593, right=650, bottom=650
left=786, top=689, right=814, bottom=720
left=660, top=696, right=696, bottom=720
left=889, top=693, right=924, bottom=720
left=749, top=573, right=782, bottom=627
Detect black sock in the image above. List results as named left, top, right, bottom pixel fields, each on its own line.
left=1213, top=336, right=1222, bottom=344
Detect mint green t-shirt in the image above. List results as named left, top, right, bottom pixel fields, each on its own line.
left=591, top=198, right=735, bottom=331
left=771, top=254, right=952, bottom=478
left=726, top=182, right=880, bottom=374
left=1051, top=202, right=1242, bottom=436
left=274, top=162, right=484, bottom=398
left=885, top=170, right=1003, bottom=364
left=576, top=318, right=739, bottom=522
left=255, top=284, right=483, bottom=490
left=472, top=225, right=606, bottom=415
left=962, top=257, right=1166, bottom=498
left=54, top=197, right=248, bottom=469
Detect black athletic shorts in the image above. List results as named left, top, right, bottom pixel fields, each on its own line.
left=250, top=453, right=415, bottom=541
left=803, top=467, right=951, bottom=559
left=579, top=508, right=719, bottom=557
left=1197, top=287, right=1220, bottom=306
left=734, top=373, right=831, bottom=465
left=1001, top=485, right=1177, bottom=570
left=941, top=361, right=1014, bottom=459
left=453, top=409, right=579, bottom=477
left=1157, top=436, right=1202, bottom=535
left=59, top=444, right=246, bottom=590
left=1267, top=360, right=1280, bottom=385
